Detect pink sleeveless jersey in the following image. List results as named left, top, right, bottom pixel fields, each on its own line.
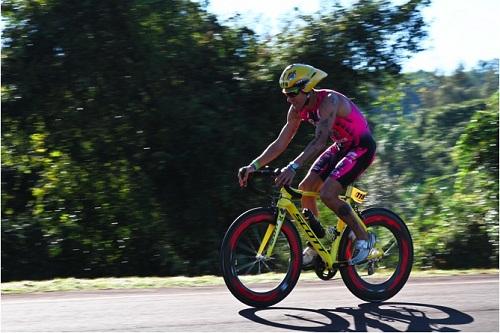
left=298, top=89, right=371, bottom=148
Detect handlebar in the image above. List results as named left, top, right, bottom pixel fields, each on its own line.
left=244, top=166, right=306, bottom=200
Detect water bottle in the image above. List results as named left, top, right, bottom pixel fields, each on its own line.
left=302, top=208, right=325, bottom=238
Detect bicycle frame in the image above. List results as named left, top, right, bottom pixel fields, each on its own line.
left=256, top=185, right=370, bottom=270
left=223, top=175, right=413, bottom=307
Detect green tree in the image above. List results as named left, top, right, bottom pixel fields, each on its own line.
left=2, top=0, right=432, bottom=280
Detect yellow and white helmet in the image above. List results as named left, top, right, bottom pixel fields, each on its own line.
left=279, top=64, right=328, bottom=94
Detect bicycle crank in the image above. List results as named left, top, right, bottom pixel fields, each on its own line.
left=314, top=257, right=337, bottom=280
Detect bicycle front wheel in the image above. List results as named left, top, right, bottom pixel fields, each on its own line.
left=220, top=207, right=302, bottom=308
left=339, top=207, right=413, bottom=302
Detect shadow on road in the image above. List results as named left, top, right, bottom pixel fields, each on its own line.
left=239, top=302, right=474, bottom=331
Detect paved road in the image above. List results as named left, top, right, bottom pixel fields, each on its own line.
left=2, top=274, right=498, bottom=332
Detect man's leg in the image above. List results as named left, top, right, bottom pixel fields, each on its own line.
left=299, top=144, right=340, bottom=216
left=320, top=178, right=375, bottom=265
left=319, top=139, right=376, bottom=241
left=298, top=171, right=323, bottom=217
left=298, top=144, right=341, bottom=268
left=319, top=178, right=368, bottom=240
left=298, top=172, right=324, bottom=268
left=317, top=137, right=376, bottom=264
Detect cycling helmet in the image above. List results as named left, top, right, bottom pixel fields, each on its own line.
left=279, top=64, right=328, bottom=93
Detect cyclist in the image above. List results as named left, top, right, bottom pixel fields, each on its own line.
left=238, top=63, right=376, bottom=267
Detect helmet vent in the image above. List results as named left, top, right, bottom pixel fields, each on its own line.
left=286, top=71, right=297, bottom=81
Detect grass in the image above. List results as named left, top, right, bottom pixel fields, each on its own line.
left=2, top=268, right=497, bottom=295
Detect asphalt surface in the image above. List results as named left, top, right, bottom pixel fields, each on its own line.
left=2, top=274, right=498, bottom=332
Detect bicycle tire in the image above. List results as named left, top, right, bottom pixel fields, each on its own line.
left=339, top=207, right=413, bottom=302
left=220, top=207, right=302, bottom=308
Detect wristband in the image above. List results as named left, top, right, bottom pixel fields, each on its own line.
left=251, top=160, right=261, bottom=170
left=288, top=162, right=300, bottom=171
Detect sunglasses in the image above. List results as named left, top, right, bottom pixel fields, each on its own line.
left=284, top=87, right=301, bottom=98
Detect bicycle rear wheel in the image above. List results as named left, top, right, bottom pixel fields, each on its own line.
left=339, top=207, right=413, bottom=302
left=220, top=207, right=302, bottom=308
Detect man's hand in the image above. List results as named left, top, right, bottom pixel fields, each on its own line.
left=275, top=166, right=296, bottom=187
left=238, top=165, right=256, bottom=187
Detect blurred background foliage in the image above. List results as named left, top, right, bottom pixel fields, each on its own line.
left=1, top=0, right=498, bottom=281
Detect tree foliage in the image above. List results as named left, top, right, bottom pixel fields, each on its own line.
left=2, top=0, right=497, bottom=281
left=359, top=67, right=499, bottom=268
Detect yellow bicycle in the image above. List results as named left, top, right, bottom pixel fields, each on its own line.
left=220, top=167, right=413, bottom=308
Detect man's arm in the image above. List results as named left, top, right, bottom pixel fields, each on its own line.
left=275, top=93, right=342, bottom=186
left=292, top=93, right=341, bottom=167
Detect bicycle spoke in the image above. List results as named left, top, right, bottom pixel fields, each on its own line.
left=252, top=225, right=263, bottom=244
left=261, top=259, right=272, bottom=272
left=236, top=259, right=258, bottom=274
left=383, top=240, right=397, bottom=256
left=235, top=254, right=257, bottom=263
left=238, top=238, right=258, bottom=255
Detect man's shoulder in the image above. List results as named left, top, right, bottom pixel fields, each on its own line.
left=287, top=106, right=302, bottom=121
left=315, top=88, right=335, bottom=97
left=319, top=90, right=341, bottom=107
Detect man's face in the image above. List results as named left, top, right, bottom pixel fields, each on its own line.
left=284, top=90, right=306, bottom=109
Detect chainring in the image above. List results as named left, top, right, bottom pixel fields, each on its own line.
left=314, top=256, right=337, bottom=280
